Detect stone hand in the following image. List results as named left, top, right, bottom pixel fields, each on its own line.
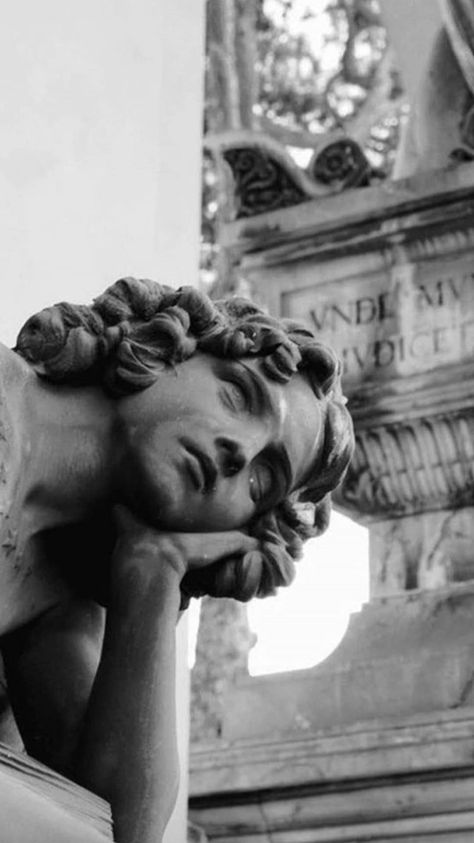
left=113, top=504, right=258, bottom=580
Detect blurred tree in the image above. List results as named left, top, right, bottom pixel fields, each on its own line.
left=256, top=0, right=405, bottom=166
left=200, top=0, right=406, bottom=289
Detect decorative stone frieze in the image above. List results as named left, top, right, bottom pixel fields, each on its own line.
left=308, top=136, right=373, bottom=189
left=221, top=146, right=308, bottom=218
left=339, top=412, right=474, bottom=518
left=204, top=130, right=376, bottom=222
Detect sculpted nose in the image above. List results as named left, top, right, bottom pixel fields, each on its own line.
left=216, top=436, right=246, bottom=478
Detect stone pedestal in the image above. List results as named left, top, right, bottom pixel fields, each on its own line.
left=190, top=138, right=474, bottom=842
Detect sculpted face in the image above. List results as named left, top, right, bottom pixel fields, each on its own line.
left=119, top=353, right=324, bottom=531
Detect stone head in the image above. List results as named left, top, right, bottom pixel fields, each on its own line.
left=15, top=278, right=354, bottom=603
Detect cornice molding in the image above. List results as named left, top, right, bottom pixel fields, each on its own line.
left=190, top=708, right=474, bottom=797
left=339, top=409, right=474, bottom=518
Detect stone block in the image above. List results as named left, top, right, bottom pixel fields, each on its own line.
left=190, top=708, right=474, bottom=841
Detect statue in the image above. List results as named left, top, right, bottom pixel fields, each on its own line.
left=0, top=278, right=353, bottom=842
left=395, top=0, right=474, bottom=177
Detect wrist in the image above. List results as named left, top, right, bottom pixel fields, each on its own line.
left=114, top=533, right=187, bottom=580
left=111, top=537, right=182, bottom=604
left=109, top=561, right=182, bottom=627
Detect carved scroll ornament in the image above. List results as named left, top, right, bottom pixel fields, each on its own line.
left=205, top=130, right=376, bottom=221
left=222, top=146, right=307, bottom=218
left=308, top=137, right=372, bottom=190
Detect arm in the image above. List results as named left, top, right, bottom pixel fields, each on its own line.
left=1, top=597, right=105, bottom=774
left=2, top=541, right=181, bottom=843
left=76, top=527, right=183, bottom=843
left=1, top=571, right=178, bottom=843
left=4, top=513, right=256, bottom=843
left=76, top=516, right=257, bottom=843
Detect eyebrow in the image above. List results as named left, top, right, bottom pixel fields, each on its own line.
left=238, top=360, right=276, bottom=417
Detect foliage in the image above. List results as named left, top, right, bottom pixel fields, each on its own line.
left=256, top=1, right=405, bottom=166
left=200, top=0, right=407, bottom=289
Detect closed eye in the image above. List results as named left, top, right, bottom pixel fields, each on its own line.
left=249, top=461, right=274, bottom=505
left=250, top=446, right=291, bottom=510
left=219, top=377, right=251, bottom=414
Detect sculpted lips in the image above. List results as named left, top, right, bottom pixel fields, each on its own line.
left=180, top=437, right=218, bottom=493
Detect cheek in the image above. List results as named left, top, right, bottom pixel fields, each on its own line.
left=210, top=475, right=254, bottom=525
left=172, top=481, right=254, bottom=532
left=126, top=424, right=256, bottom=531
left=200, top=499, right=252, bottom=530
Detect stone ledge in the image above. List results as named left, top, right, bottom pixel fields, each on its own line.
left=190, top=709, right=474, bottom=842
left=190, top=707, right=474, bottom=796
left=189, top=797, right=474, bottom=843
left=222, top=161, right=474, bottom=259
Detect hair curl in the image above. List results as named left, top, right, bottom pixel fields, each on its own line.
left=15, top=277, right=354, bottom=605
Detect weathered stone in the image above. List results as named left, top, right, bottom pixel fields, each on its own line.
left=187, top=820, right=208, bottom=842
left=191, top=597, right=256, bottom=742
left=190, top=707, right=474, bottom=841
left=221, top=584, right=474, bottom=741
left=204, top=130, right=376, bottom=222
left=369, top=508, right=474, bottom=595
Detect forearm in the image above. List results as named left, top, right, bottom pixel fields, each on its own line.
left=1, top=599, right=105, bottom=775
left=76, top=539, right=182, bottom=843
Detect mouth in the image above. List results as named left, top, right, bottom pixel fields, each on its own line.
left=180, top=437, right=218, bottom=494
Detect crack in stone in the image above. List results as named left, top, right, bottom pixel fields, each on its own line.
left=452, top=670, right=474, bottom=707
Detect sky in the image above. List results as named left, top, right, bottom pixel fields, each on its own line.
left=265, top=0, right=336, bottom=51
left=248, top=511, right=369, bottom=674
left=188, top=512, right=369, bottom=675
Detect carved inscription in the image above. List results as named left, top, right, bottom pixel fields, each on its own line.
left=282, top=263, right=474, bottom=385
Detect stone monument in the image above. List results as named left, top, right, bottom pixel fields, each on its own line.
left=189, top=129, right=474, bottom=842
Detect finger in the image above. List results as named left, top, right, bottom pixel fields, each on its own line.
left=186, top=531, right=259, bottom=569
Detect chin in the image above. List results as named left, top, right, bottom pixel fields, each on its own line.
left=122, top=457, right=183, bottom=527
left=121, top=479, right=175, bottom=529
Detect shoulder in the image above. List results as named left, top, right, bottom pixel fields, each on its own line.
left=0, top=346, right=32, bottom=499
left=0, top=344, right=32, bottom=389
left=0, top=345, right=31, bottom=445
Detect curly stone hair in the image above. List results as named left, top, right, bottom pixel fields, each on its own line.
left=15, top=277, right=354, bottom=604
